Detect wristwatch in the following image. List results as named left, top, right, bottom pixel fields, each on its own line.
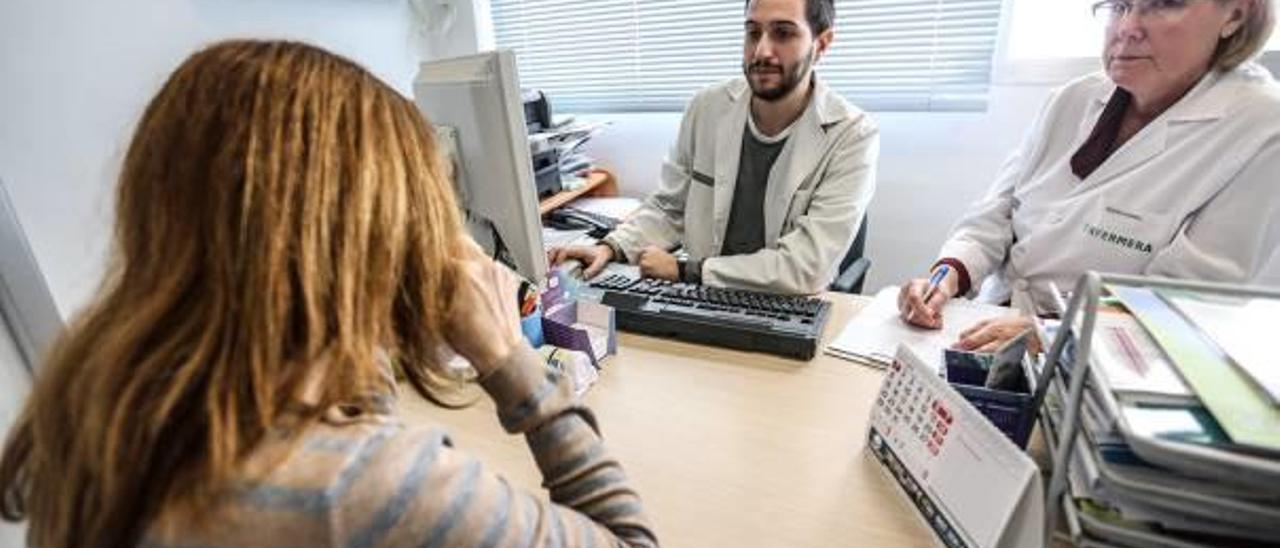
left=676, top=257, right=703, bottom=284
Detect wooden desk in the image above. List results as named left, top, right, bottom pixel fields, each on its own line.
left=399, top=294, right=936, bottom=547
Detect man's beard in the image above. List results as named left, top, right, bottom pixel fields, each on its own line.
left=743, top=49, right=814, bottom=102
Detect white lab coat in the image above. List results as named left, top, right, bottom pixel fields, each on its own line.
left=939, top=62, right=1280, bottom=313
left=605, top=77, right=879, bottom=295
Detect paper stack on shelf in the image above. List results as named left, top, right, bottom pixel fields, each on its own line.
left=1089, top=312, right=1192, bottom=403
left=1036, top=280, right=1280, bottom=548
left=1160, top=291, right=1280, bottom=406
left=1110, top=285, right=1280, bottom=453
left=530, top=117, right=609, bottom=176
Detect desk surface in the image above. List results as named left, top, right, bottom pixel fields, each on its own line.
left=399, top=294, right=936, bottom=547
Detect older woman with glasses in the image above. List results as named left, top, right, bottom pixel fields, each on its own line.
left=897, top=0, right=1279, bottom=351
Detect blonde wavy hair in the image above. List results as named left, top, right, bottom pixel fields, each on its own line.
left=0, top=40, right=468, bottom=547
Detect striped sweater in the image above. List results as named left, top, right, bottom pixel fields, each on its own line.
left=143, top=345, right=657, bottom=547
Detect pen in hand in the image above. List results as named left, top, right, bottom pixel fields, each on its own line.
left=907, top=265, right=950, bottom=325
left=922, top=264, right=950, bottom=303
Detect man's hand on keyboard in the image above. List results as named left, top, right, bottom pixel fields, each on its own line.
left=548, top=244, right=614, bottom=279
left=637, top=246, right=679, bottom=281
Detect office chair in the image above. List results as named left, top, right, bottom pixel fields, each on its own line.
left=830, top=214, right=870, bottom=294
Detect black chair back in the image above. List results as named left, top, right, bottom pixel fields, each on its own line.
left=831, top=214, right=871, bottom=294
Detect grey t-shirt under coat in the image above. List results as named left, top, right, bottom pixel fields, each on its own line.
left=719, top=117, right=791, bottom=257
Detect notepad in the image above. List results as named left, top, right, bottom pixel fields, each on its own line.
left=826, top=287, right=1013, bottom=371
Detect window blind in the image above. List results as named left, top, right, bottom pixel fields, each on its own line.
left=490, top=0, right=1003, bottom=112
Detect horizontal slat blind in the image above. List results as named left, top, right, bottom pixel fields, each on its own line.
left=492, top=0, right=1001, bottom=112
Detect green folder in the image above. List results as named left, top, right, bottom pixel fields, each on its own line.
left=1107, top=285, right=1280, bottom=452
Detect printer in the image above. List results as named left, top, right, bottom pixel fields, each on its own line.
left=523, top=89, right=562, bottom=198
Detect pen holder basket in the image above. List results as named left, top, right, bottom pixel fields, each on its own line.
left=950, top=384, right=1036, bottom=449
left=944, top=348, right=1037, bottom=450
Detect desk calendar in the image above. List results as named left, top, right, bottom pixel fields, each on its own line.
left=867, top=346, right=1044, bottom=548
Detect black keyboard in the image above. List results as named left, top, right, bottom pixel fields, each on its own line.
left=585, top=272, right=831, bottom=360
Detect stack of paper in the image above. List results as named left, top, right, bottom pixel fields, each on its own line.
left=1161, top=292, right=1280, bottom=406
left=1110, top=285, right=1280, bottom=454
left=825, top=287, right=1012, bottom=370
left=1089, top=311, right=1192, bottom=404
left=1038, top=283, right=1280, bottom=548
left=530, top=117, right=609, bottom=175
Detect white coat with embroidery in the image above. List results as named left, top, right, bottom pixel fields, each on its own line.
left=939, top=62, right=1280, bottom=312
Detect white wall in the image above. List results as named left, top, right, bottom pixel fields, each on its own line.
left=0, top=0, right=435, bottom=317
left=582, top=82, right=1058, bottom=293
left=0, top=321, right=30, bottom=545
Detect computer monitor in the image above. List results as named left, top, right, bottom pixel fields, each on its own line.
left=413, top=50, right=548, bottom=284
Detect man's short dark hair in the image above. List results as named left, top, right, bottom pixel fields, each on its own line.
left=745, top=0, right=836, bottom=35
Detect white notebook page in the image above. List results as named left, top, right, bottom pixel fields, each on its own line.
left=827, top=287, right=1013, bottom=370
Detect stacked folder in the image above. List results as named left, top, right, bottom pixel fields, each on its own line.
left=1037, top=282, right=1280, bottom=547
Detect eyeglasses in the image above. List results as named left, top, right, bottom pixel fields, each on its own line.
left=1090, top=0, right=1198, bottom=22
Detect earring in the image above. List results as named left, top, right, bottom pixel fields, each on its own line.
left=1221, top=20, right=1240, bottom=39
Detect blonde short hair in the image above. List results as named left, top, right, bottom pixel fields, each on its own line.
left=1216, top=0, right=1276, bottom=70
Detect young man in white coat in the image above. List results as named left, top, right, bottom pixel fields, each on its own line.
left=549, top=0, right=878, bottom=295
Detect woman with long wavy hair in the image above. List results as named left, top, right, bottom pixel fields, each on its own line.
left=0, top=40, right=656, bottom=548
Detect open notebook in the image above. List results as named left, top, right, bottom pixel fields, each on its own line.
left=826, top=287, right=1012, bottom=370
